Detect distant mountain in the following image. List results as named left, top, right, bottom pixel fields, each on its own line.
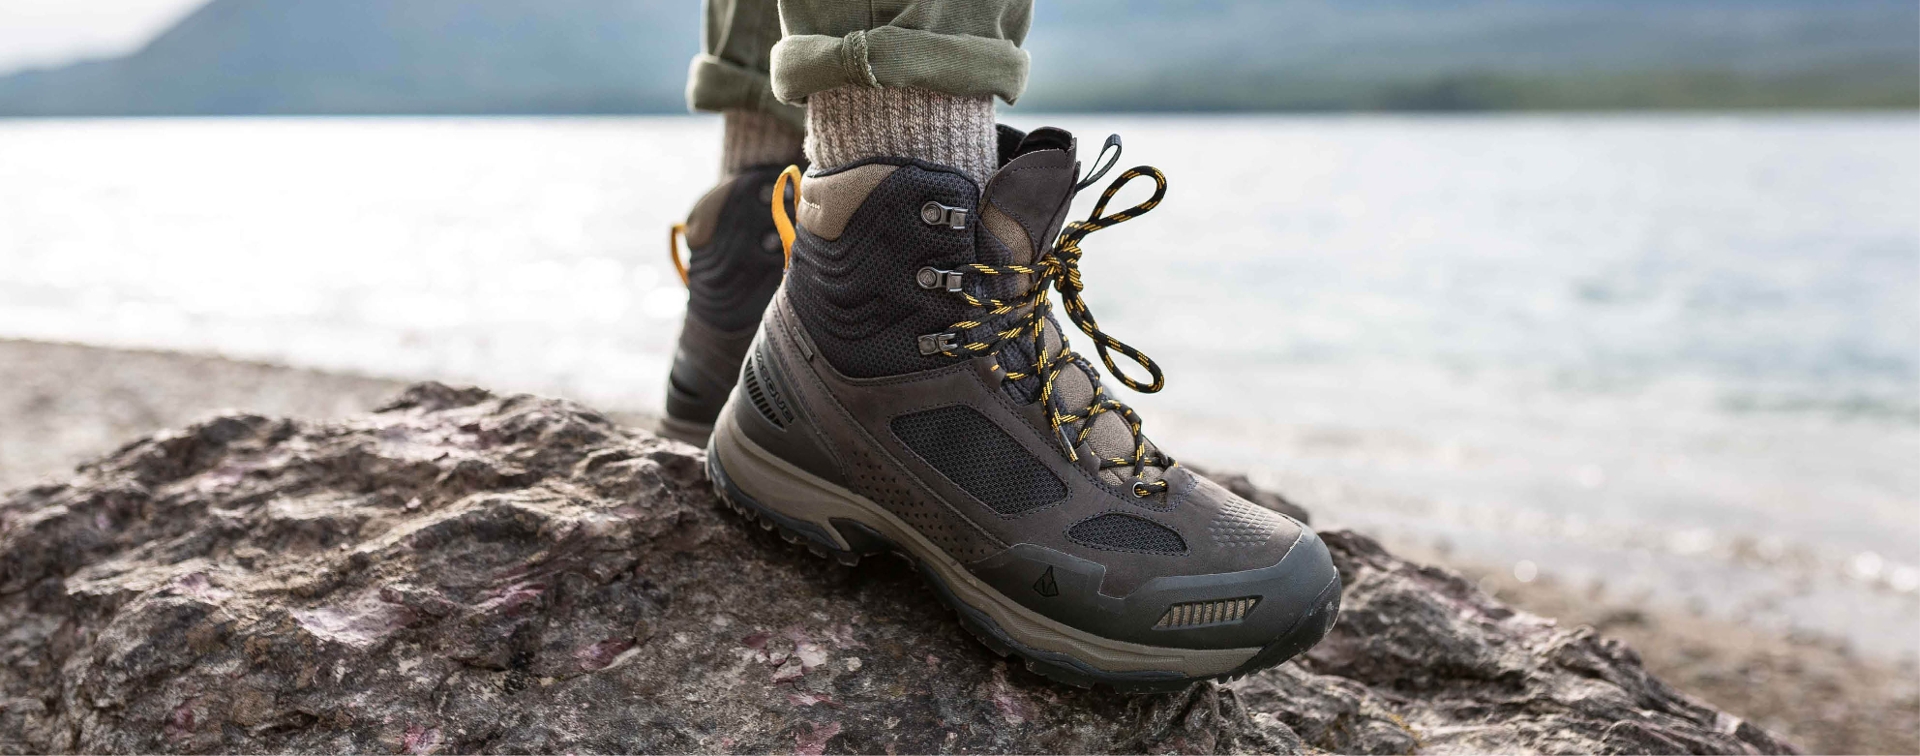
left=1026, top=0, right=1920, bottom=110
left=0, top=0, right=699, bottom=115
left=0, top=0, right=1913, bottom=116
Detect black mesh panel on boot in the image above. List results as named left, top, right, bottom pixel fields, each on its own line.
left=1067, top=513, right=1188, bottom=555
left=785, top=161, right=981, bottom=378
left=890, top=405, right=1066, bottom=515
left=688, top=167, right=788, bottom=332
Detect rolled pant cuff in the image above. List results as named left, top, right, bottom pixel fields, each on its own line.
left=770, top=27, right=1030, bottom=105
left=686, top=55, right=806, bottom=131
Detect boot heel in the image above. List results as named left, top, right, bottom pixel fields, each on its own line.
left=707, top=406, right=882, bottom=561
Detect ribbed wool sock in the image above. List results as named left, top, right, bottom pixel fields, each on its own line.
left=805, top=86, right=997, bottom=187
left=722, top=109, right=806, bottom=175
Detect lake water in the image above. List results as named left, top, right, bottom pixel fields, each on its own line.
left=2, top=114, right=1915, bottom=659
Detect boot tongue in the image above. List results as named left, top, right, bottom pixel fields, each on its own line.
left=980, top=126, right=1079, bottom=267
left=977, top=128, right=1167, bottom=489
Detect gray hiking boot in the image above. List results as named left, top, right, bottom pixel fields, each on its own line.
left=705, top=127, right=1342, bottom=691
left=660, top=164, right=795, bottom=443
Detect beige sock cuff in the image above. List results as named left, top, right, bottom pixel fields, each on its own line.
left=722, top=109, right=806, bottom=175
left=804, top=86, right=997, bottom=187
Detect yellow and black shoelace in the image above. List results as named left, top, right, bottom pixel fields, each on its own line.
left=938, top=166, right=1176, bottom=497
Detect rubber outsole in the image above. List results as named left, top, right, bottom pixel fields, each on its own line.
left=706, top=446, right=1340, bottom=694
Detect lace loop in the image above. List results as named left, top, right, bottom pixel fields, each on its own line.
left=1053, top=167, right=1168, bottom=393
left=935, top=165, right=1175, bottom=496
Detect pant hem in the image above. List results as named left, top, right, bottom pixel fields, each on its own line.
left=770, top=27, right=1030, bottom=105
left=686, top=55, right=806, bottom=131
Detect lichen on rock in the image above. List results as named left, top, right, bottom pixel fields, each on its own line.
left=0, top=383, right=1797, bottom=754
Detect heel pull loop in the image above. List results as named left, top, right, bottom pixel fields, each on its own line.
left=770, top=165, right=804, bottom=268
left=1073, top=134, right=1123, bottom=193
left=667, top=223, right=690, bottom=286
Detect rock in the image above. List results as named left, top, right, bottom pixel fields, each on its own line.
left=1243, top=531, right=1798, bottom=754
left=0, top=383, right=1796, bottom=754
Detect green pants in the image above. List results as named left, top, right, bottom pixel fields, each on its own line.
left=686, top=0, right=1032, bottom=129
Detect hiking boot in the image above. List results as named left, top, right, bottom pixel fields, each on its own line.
left=660, top=164, right=795, bottom=443
left=705, top=127, right=1342, bottom=691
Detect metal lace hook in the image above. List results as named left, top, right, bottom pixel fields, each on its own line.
left=1073, top=133, right=1123, bottom=193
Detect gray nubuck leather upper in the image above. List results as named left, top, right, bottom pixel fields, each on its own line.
left=665, top=165, right=792, bottom=431
left=726, top=128, right=1333, bottom=650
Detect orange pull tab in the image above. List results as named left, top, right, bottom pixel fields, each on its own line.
left=770, top=164, right=803, bottom=268
left=667, top=223, right=690, bottom=286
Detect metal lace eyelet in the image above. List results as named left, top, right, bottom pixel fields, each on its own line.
left=917, top=332, right=959, bottom=355
left=915, top=267, right=965, bottom=292
left=920, top=201, right=968, bottom=229
left=1132, top=481, right=1153, bottom=497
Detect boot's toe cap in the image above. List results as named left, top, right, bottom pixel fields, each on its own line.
left=967, top=521, right=1343, bottom=653
left=1136, top=523, right=1343, bottom=651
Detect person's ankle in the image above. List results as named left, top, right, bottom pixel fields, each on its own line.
left=804, top=86, right=996, bottom=186
left=722, top=109, right=805, bottom=176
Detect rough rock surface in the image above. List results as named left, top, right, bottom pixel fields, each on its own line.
left=0, top=384, right=1797, bottom=754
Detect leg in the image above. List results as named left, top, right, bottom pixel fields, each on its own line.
left=706, top=0, right=1344, bottom=690
left=687, top=0, right=804, bottom=174
left=660, top=0, right=803, bottom=442
left=773, top=0, right=1033, bottom=185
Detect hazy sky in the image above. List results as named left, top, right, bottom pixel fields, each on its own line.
left=0, top=0, right=204, bottom=73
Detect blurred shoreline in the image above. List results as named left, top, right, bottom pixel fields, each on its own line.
left=2, top=337, right=1913, bottom=753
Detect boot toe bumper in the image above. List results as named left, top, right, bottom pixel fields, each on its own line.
left=969, top=524, right=1343, bottom=653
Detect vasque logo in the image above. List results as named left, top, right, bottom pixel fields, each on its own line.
left=1033, top=566, right=1059, bottom=597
